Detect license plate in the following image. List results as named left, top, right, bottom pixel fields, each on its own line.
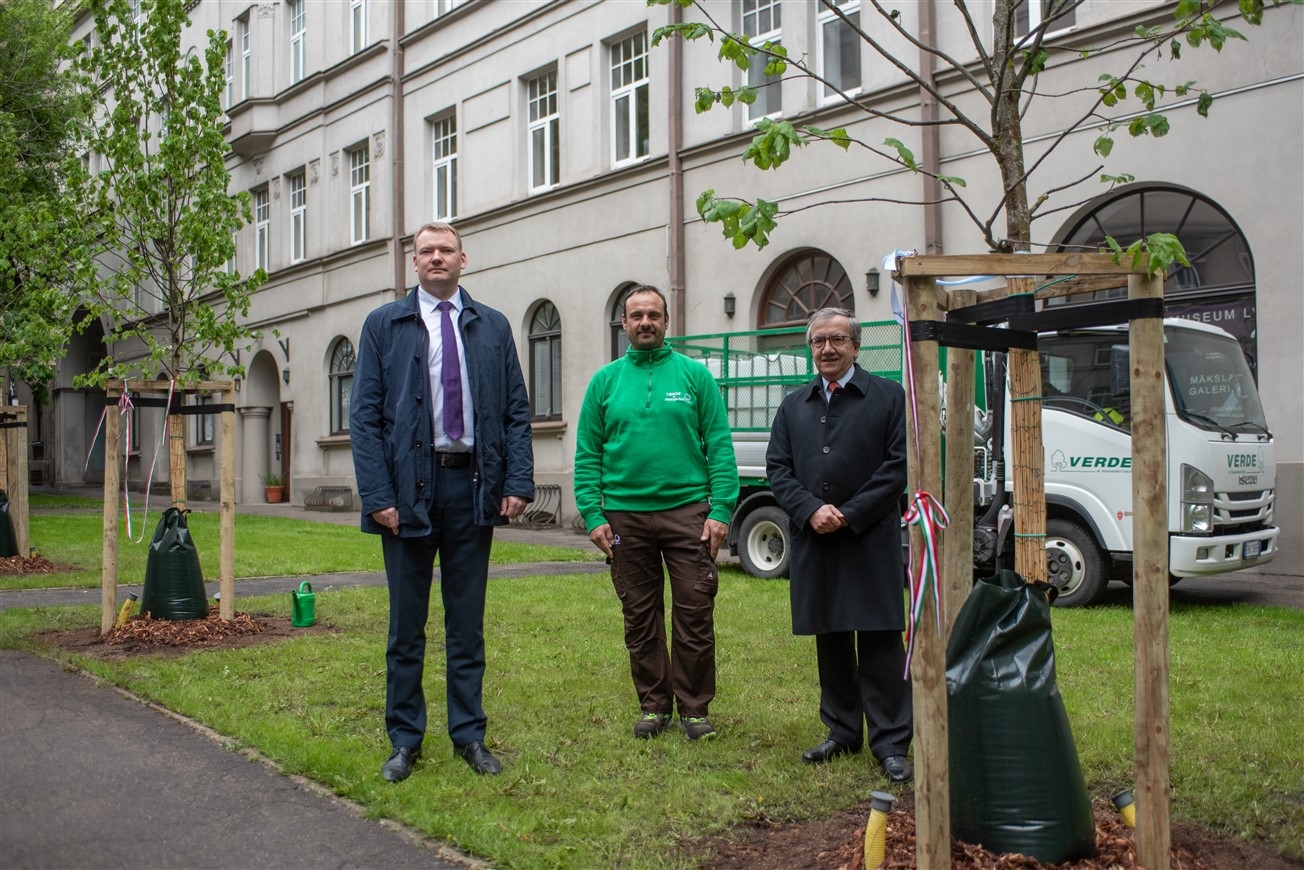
left=1244, top=540, right=1261, bottom=559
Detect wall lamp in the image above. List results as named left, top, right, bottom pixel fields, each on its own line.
left=282, top=367, right=290, bottom=384
left=723, top=292, right=736, bottom=318
left=865, top=267, right=880, bottom=297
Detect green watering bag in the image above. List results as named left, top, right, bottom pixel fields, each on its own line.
left=946, top=569, right=1096, bottom=863
left=140, top=507, right=208, bottom=620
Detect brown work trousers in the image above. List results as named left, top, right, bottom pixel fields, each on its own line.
left=605, top=502, right=718, bottom=718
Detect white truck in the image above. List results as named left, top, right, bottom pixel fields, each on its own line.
left=667, top=317, right=1278, bottom=606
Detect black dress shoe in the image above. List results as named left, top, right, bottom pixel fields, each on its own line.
left=881, top=755, right=913, bottom=782
left=802, top=738, right=861, bottom=764
left=456, top=741, right=502, bottom=775
left=381, top=746, right=420, bottom=782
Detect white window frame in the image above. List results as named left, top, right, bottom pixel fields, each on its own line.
left=349, top=145, right=371, bottom=244
left=350, top=0, right=368, bottom=54
left=434, top=0, right=465, bottom=18
left=239, top=17, right=250, bottom=101
left=224, top=39, right=234, bottom=109
left=1014, top=0, right=1078, bottom=40
left=527, top=71, right=560, bottom=193
left=289, top=0, right=306, bottom=85
left=431, top=114, right=457, bottom=220
left=288, top=170, right=306, bottom=263
left=610, top=31, right=650, bottom=167
left=817, top=0, right=861, bottom=102
left=253, top=187, right=270, bottom=271
left=742, top=0, right=782, bottom=121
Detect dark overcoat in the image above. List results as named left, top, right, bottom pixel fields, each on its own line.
left=766, top=365, right=908, bottom=634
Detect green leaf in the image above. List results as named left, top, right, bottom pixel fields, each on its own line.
left=937, top=175, right=967, bottom=188
left=743, top=118, right=804, bottom=171
left=651, top=22, right=713, bottom=47
left=1145, top=232, right=1192, bottom=276
left=1093, top=135, right=1115, bottom=158
left=1197, top=92, right=1214, bottom=117
left=805, top=125, right=851, bottom=150
left=884, top=138, right=918, bottom=172
left=694, top=87, right=719, bottom=113
left=1100, top=172, right=1135, bottom=185
left=1135, top=80, right=1155, bottom=109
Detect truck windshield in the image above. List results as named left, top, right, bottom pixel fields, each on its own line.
left=1164, top=328, right=1269, bottom=433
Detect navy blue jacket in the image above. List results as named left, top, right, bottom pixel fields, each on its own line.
left=350, top=286, right=535, bottom=535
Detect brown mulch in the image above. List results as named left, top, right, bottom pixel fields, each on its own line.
left=0, top=553, right=65, bottom=575
left=36, top=606, right=335, bottom=660
left=694, top=792, right=1303, bottom=869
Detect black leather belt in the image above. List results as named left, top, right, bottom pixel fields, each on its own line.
left=435, top=451, right=474, bottom=468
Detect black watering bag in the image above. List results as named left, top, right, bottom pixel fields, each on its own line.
left=946, top=569, right=1096, bottom=863
left=0, top=489, right=17, bottom=558
left=139, top=507, right=208, bottom=620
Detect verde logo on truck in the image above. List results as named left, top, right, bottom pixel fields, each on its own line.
left=1227, top=450, right=1265, bottom=471
left=1050, top=450, right=1131, bottom=472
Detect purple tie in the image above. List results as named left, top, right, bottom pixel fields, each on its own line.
left=437, top=300, right=464, bottom=440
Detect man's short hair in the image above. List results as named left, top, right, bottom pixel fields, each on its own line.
left=622, top=284, right=668, bottom=316
left=806, top=307, right=861, bottom=346
left=414, top=221, right=463, bottom=250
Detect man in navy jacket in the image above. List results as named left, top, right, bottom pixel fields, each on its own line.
left=351, top=222, right=534, bottom=782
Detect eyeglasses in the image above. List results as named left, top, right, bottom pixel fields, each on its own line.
left=808, top=334, right=852, bottom=349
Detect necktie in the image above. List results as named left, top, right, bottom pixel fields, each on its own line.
left=437, top=300, right=464, bottom=440
left=828, top=381, right=840, bottom=403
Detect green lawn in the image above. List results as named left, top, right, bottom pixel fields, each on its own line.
left=2, top=567, right=1300, bottom=868
left=5, top=496, right=598, bottom=591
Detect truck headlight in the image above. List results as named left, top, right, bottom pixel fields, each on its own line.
left=1181, top=464, right=1214, bottom=534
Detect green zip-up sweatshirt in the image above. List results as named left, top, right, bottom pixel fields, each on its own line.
left=574, top=344, right=738, bottom=533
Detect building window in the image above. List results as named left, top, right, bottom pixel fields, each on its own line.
left=434, top=0, right=465, bottom=18
left=610, top=286, right=635, bottom=360
left=350, top=0, right=367, bottom=54
left=432, top=114, right=457, bottom=220
left=760, top=250, right=855, bottom=327
left=818, top=1, right=861, bottom=100
left=742, top=0, right=782, bottom=120
left=224, top=39, right=234, bottom=109
left=253, top=187, right=269, bottom=271
left=528, top=302, right=562, bottom=420
left=611, top=31, right=649, bottom=166
left=1055, top=186, right=1257, bottom=375
left=194, top=395, right=214, bottom=447
left=329, top=338, right=355, bottom=434
left=289, top=0, right=306, bottom=84
left=1014, top=0, right=1077, bottom=39
left=528, top=71, right=560, bottom=192
left=288, top=170, right=306, bottom=263
left=348, top=144, right=370, bottom=244
left=239, top=16, right=250, bottom=101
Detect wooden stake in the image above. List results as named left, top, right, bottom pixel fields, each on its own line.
left=1006, top=277, right=1046, bottom=583
left=167, top=412, right=187, bottom=508
left=219, top=397, right=236, bottom=620
left=942, top=289, right=976, bottom=631
left=1129, top=271, right=1171, bottom=869
left=101, top=399, right=121, bottom=636
left=904, top=275, right=950, bottom=869
left=2, top=407, right=30, bottom=557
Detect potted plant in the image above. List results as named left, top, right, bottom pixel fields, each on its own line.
left=260, top=472, right=285, bottom=504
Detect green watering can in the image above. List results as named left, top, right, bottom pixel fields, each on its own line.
left=291, top=580, right=316, bottom=627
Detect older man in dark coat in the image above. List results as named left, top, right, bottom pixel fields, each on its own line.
left=766, top=307, right=913, bottom=782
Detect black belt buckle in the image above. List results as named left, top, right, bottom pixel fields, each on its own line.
left=435, top=451, right=473, bottom=468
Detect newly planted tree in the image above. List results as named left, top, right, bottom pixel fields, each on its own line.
left=652, top=0, right=1290, bottom=269
left=67, top=0, right=264, bottom=497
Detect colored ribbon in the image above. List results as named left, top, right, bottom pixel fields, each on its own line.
left=903, top=489, right=950, bottom=677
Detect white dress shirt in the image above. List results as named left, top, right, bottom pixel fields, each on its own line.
left=418, top=287, right=475, bottom=451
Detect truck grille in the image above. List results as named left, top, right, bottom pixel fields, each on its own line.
left=1213, top=488, right=1273, bottom=530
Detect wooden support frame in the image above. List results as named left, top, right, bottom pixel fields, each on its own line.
left=1, top=406, right=30, bottom=557
left=896, top=253, right=1171, bottom=869
left=100, top=379, right=238, bottom=633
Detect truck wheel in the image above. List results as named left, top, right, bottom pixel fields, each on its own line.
left=738, top=506, right=790, bottom=579
left=1045, top=519, right=1108, bottom=607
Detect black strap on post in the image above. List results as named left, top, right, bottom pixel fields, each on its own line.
left=948, top=294, right=1037, bottom=326
left=105, top=397, right=235, bottom=415
left=909, top=320, right=1039, bottom=352
left=1010, top=297, right=1164, bottom=333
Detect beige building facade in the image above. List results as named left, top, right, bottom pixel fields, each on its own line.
left=45, top=0, right=1301, bottom=570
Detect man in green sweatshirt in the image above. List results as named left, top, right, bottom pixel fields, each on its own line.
left=575, top=285, right=738, bottom=741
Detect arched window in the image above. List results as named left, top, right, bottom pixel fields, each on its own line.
left=529, top=301, right=562, bottom=420
left=760, top=250, right=855, bottom=328
left=329, top=338, right=355, bottom=434
left=609, top=284, right=636, bottom=360
left=1055, top=186, right=1258, bottom=374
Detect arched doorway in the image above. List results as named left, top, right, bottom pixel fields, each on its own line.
left=1054, top=186, right=1259, bottom=375
left=759, top=249, right=856, bottom=328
